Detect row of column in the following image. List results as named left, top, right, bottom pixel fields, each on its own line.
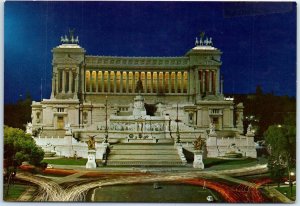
left=51, top=68, right=79, bottom=98
left=85, top=70, right=188, bottom=94
left=198, top=70, right=219, bottom=95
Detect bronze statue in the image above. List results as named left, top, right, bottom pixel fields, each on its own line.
left=87, top=135, right=96, bottom=150
left=193, top=136, right=204, bottom=150
left=135, top=78, right=143, bottom=94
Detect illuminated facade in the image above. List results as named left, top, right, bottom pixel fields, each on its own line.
left=30, top=32, right=256, bottom=164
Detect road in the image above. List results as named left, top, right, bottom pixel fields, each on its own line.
left=15, top=164, right=280, bottom=202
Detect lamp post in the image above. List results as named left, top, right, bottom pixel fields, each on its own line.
left=104, top=96, right=108, bottom=143
left=176, top=103, right=181, bottom=143
left=289, top=171, right=295, bottom=197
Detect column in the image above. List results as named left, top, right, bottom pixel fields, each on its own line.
left=216, top=70, right=220, bottom=95
left=68, top=70, right=73, bottom=93
left=50, top=73, right=55, bottom=98
left=81, top=67, right=85, bottom=94
left=168, top=72, right=171, bottom=93
left=62, top=70, right=66, bottom=94
left=95, top=71, right=98, bottom=93
left=212, top=70, right=215, bottom=95
left=73, top=72, right=79, bottom=99
left=126, top=72, right=129, bottom=93
left=195, top=69, right=199, bottom=96
left=150, top=72, right=153, bottom=93
left=133, top=72, right=136, bottom=93
left=203, top=70, right=206, bottom=93
left=101, top=71, right=104, bottom=93
left=120, top=71, right=123, bottom=93
left=113, top=71, right=117, bottom=93
left=209, top=70, right=213, bottom=93
left=181, top=71, right=184, bottom=93
left=175, top=72, right=178, bottom=93
left=56, top=71, right=59, bottom=94
left=187, top=70, right=190, bottom=95
left=89, top=70, right=92, bottom=92
left=162, top=72, right=165, bottom=93
left=145, top=72, right=148, bottom=93
left=156, top=72, right=159, bottom=93
left=107, top=71, right=111, bottom=93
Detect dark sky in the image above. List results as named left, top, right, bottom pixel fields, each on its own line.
left=4, top=2, right=296, bottom=103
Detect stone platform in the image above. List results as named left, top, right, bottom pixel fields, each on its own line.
left=106, top=143, right=185, bottom=166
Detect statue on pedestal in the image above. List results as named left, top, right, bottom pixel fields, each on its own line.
left=87, top=135, right=96, bottom=150
left=247, top=123, right=254, bottom=135
left=193, top=136, right=204, bottom=151
left=26, top=122, right=33, bottom=135
left=209, top=122, right=216, bottom=135
left=65, top=123, right=72, bottom=134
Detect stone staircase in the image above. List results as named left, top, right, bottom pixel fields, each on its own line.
left=106, top=143, right=185, bottom=166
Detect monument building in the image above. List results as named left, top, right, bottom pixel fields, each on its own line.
left=28, top=31, right=256, bottom=166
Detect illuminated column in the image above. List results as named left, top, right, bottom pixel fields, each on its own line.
left=113, top=71, right=117, bottom=93
left=175, top=72, right=178, bottom=93
left=181, top=71, right=184, bottom=93
left=133, top=72, right=136, bottom=93
left=107, top=71, right=111, bottom=93
left=120, top=71, right=123, bottom=93
left=156, top=72, right=159, bottom=93
left=89, top=70, right=92, bottom=92
left=145, top=72, right=148, bottom=93
left=126, top=72, right=129, bottom=93
left=149, top=72, right=153, bottom=93
left=168, top=72, right=171, bottom=93
left=95, top=71, right=98, bottom=93
left=62, top=70, right=66, bottom=94
left=101, top=71, right=104, bottom=93
left=81, top=67, right=85, bottom=94
left=160, top=72, right=164, bottom=93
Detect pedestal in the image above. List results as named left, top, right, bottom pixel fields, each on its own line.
left=63, top=131, right=73, bottom=157
left=86, top=150, right=97, bottom=169
left=193, top=150, right=204, bottom=169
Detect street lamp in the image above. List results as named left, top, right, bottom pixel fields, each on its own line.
left=289, top=171, right=295, bottom=197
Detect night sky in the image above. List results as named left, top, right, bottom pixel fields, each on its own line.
left=4, top=2, right=296, bottom=104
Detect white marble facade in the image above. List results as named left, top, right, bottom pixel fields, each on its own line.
left=30, top=34, right=256, bottom=160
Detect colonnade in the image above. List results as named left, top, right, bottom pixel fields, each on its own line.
left=85, top=70, right=188, bottom=94
left=51, top=68, right=79, bottom=98
left=198, top=69, right=219, bottom=95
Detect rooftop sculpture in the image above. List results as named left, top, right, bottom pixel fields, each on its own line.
left=195, top=32, right=213, bottom=46
left=61, top=29, right=79, bottom=44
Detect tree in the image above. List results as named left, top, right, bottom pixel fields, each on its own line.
left=264, top=115, right=296, bottom=187
left=4, top=126, right=44, bottom=194
left=4, top=93, right=32, bottom=130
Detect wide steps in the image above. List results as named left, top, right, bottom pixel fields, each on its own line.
left=108, top=154, right=180, bottom=160
left=106, top=143, right=184, bottom=166
left=111, top=144, right=176, bottom=150
left=107, top=160, right=183, bottom=166
left=109, top=150, right=178, bottom=155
